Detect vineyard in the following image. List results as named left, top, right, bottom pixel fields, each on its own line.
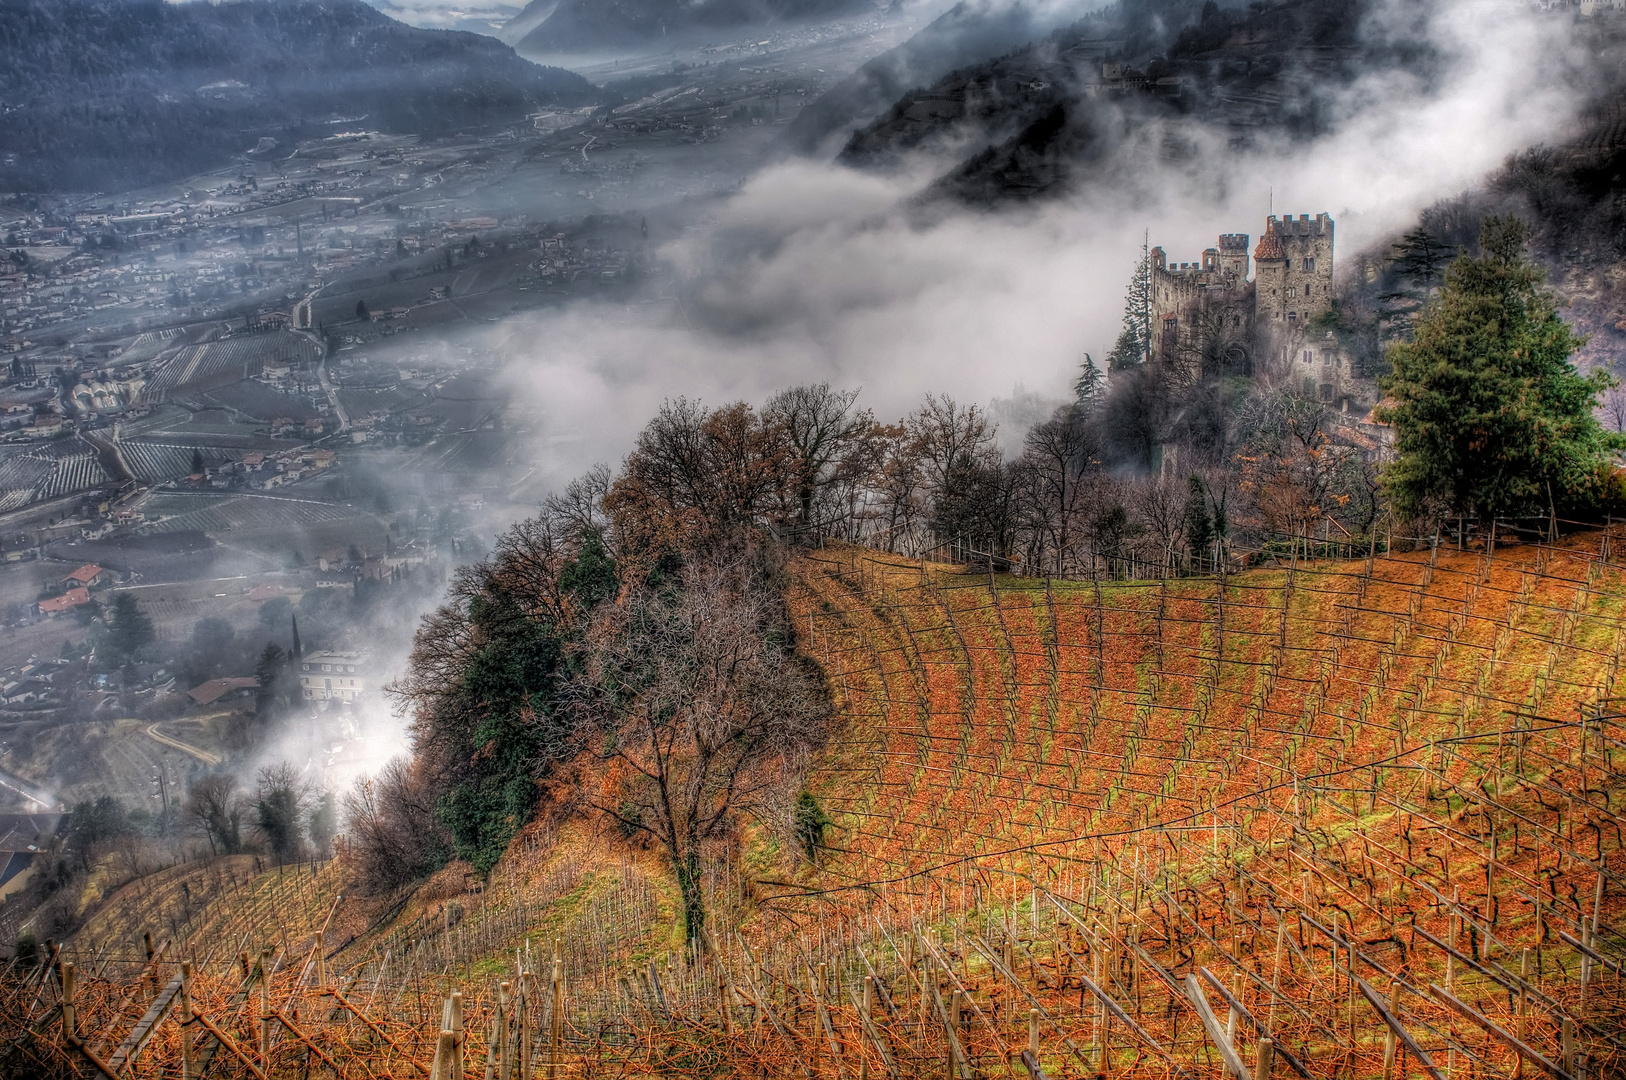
left=0, top=438, right=113, bottom=512
left=4, top=535, right=1623, bottom=1078
left=119, top=441, right=245, bottom=485
left=144, top=333, right=321, bottom=400
left=134, top=492, right=359, bottom=536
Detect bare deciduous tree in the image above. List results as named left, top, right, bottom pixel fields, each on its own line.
left=184, top=773, right=242, bottom=856
left=571, top=552, right=829, bottom=944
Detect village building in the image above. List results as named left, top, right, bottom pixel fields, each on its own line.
left=38, top=587, right=90, bottom=615
left=62, top=563, right=104, bottom=589
left=298, top=650, right=369, bottom=704
left=187, top=676, right=259, bottom=707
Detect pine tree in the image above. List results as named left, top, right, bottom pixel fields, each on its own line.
left=1391, top=228, right=1450, bottom=294
left=1182, top=475, right=1214, bottom=570
left=1107, top=234, right=1153, bottom=369
left=1379, top=216, right=1622, bottom=528
left=290, top=613, right=301, bottom=657
left=105, top=592, right=155, bottom=664
left=1074, top=352, right=1106, bottom=407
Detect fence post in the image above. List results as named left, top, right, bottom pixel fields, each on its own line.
left=179, top=961, right=194, bottom=1080
left=1255, top=1038, right=1274, bottom=1080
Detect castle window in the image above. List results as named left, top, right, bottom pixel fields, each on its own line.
left=1302, top=350, right=1313, bottom=365
left=1163, top=318, right=1178, bottom=331
left=1321, top=351, right=1331, bottom=366
left=1304, top=257, right=1315, bottom=272
left=1288, top=312, right=1297, bottom=322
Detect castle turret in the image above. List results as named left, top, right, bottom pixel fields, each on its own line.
left=1253, top=213, right=1333, bottom=327
left=1217, top=233, right=1249, bottom=279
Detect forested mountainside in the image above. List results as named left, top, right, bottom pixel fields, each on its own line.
left=832, top=0, right=1428, bottom=201
left=0, top=0, right=595, bottom=192
left=516, top=0, right=872, bottom=53
left=782, top=0, right=1073, bottom=155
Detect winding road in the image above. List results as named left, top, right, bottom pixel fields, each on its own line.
left=142, top=722, right=222, bottom=767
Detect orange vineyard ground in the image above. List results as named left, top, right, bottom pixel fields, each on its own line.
left=4, top=535, right=1625, bottom=1078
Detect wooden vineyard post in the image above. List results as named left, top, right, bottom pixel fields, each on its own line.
left=859, top=975, right=874, bottom=1080
left=518, top=972, right=531, bottom=1080
left=1029, top=1007, right=1040, bottom=1061
left=452, top=990, right=465, bottom=1080
left=61, top=960, right=75, bottom=1041
left=1184, top=973, right=1250, bottom=1080
left=1381, top=978, right=1399, bottom=1080
left=1516, top=948, right=1530, bottom=1080
left=498, top=980, right=512, bottom=1080
left=549, top=939, right=563, bottom=1080
left=1255, top=1038, right=1274, bottom=1080
left=948, top=988, right=964, bottom=1080
left=1268, top=919, right=1284, bottom=1034
left=258, top=949, right=272, bottom=1058
left=179, top=961, right=194, bottom=1080
left=1446, top=891, right=1459, bottom=992
left=1562, top=1017, right=1575, bottom=1077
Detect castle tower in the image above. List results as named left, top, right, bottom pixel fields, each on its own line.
left=1217, top=234, right=1249, bottom=280
left=1252, top=213, right=1334, bottom=328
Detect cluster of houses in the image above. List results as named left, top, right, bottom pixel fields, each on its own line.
left=181, top=445, right=336, bottom=491
left=36, top=562, right=108, bottom=617
left=0, top=656, right=69, bottom=706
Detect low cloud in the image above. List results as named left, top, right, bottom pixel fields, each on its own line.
left=491, top=0, right=1598, bottom=495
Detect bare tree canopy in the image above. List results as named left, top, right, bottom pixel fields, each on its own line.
left=570, top=550, right=830, bottom=943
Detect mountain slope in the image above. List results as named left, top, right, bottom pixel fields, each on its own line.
left=829, top=0, right=1427, bottom=201
left=516, top=0, right=873, bottom=53
left=784, top=0, right=1080, bottom=156
left=0, top=0, right=596, bottom=192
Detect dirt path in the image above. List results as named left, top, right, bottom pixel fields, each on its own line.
left=142, top=722, right=221, bottom=767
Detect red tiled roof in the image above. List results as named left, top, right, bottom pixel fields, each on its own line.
left=39, top=587, right=90, bottom=613
left=1253, top=223, right=1284, bottom=261
left=62, top=563, right=102, bottom=585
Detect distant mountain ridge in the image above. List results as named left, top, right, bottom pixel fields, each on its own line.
left=515, top=0, right=874, bottom=53
left=0, top=0, right=597, bottom=192
left=812, top=0, right=1435, bottom=203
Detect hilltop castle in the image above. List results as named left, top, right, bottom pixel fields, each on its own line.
left=1148, top=212, right=1352, bottom=402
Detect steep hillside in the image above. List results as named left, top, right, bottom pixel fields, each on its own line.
left=835, top=0, right=1424, bottom=201
left=516, top=0, right=873, bottom=53
left=0, top=0, right=596, bottom=192
left=11, top=534, right=1622, bottom=1078
left=783, top=0, right=1081, bottom=155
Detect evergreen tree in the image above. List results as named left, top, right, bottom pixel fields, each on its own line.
left=1182, top=475, right=1214, bottom=569
left=1379, top=216, right=1621, bottom=528
left=190, top=447, right=204, bottom=474
left=1106, top=236, right=1153, bottom=370
left=290, top=614, right=301, bottom=657
left=105, top=593, right=155, bottom=664
left=255, top=643, right=292, bottom=717
left=1391, top=227, right=1451, bottom=294
left=355, top=299, right=369, bottom=321
left=1073, top=353, right=1106, bottom=408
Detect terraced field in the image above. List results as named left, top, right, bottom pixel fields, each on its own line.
left=144, top=332, right=321, bottom=399
left=0, top=437, right=111, bottom=512
left=134, top=492, right=358, bottom=535
left=117, top=440, right=241, bottom=483
left=10, top=536, right=1624, bottom=1080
